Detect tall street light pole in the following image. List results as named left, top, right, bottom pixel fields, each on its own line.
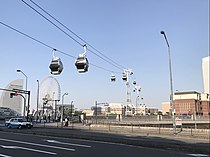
left=160, top=31, right=176, bottom=134
left=70, top=101, right=74, bottom=119
left=17, top=69, right=28, bottom=118
left=61, top=92, right=68, bottom=126
left=36, top=80, right=39, bottom=121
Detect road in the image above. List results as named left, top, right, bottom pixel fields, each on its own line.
left=0, top=131, right=209, bottom=157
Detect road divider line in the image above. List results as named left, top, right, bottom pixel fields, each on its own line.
left=45, top=139, right=92, bottom=148
left=0, top=138, right=75, bottom=152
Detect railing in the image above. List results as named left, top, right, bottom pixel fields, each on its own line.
left=88, top=123, right=210, bottom=138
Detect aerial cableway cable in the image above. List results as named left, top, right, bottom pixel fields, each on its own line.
left=29, top=0, right=127, bottom=71
left=0, top=21, right=119, bottom=73
left=21, top=0, right=83, bottom=47
left=21, top=0, right=126, bottom=71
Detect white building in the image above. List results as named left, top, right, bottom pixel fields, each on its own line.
left=105, top=103, right=124, bottom=115
left=202, top=56, right=210, bottom=94
left=0, top=79, right=23, bottom=116
left=103, top=103, right=147, bottom=116
left=135, top=104, right=147, bottom=115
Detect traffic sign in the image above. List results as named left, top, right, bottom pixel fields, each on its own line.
left=175, top=117, right=182, bottom=126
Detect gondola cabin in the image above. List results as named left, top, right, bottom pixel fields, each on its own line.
left=122, top=72, right=127, bottom=81
left=75, top=54, right=89, bottom=73
left=111, top=74, right=116, bottom=82
left=49, top=58, right=63, bottom=75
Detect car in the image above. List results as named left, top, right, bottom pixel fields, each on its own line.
left=5, top=118, right=33, bottom=129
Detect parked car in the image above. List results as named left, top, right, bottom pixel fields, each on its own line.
left=5, top=118, right=33, bottom=129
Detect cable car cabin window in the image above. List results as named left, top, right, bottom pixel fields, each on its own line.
left=111, top=78, right=116, bottom=82
left=50, top=63, right=59, bottom=71
left=76, top=63, right=85, bottom=70
left=122, top=77, right=127, bottom=81
left=75, top=63, right=88, bottom=72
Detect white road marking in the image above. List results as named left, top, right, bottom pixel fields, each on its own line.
left=0, top=154, right=12, bottom=157
left=45, top=139, right=91, bottom=148
left=187, top=154, right=209, bottom=157
left=0, top=138, right=75, bottom=152
left=0, top=145, right=56, bottom=155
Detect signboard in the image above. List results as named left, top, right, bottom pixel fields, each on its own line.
left=175, top=117, right=182, bottom=126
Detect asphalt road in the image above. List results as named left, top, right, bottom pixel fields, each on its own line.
left=0, top=131, right=209, bottom=157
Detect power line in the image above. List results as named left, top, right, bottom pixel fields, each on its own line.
left=0, top=22, right=54, bottom=50
left=29, top=0, right=126, bottom=71
left=0, top=21, right=75, bottom=59
left=21, top=0, right=83, bottom=47
left=0, top=21, right=120, bottom=73
left=22, top=0, right=126, bottom=71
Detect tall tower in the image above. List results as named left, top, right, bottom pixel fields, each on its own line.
left=202, top=56, right=210, bottom=94
left=122, top=69, right=133, bottom=115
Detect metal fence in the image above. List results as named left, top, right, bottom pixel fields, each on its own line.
left=88, top=123, right=210, bottom=139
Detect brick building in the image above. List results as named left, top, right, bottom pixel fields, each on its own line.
left=173, top=91, right=210, bottom=116
left=201, top=93, right=210, bottom=116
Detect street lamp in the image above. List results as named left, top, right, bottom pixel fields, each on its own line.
left=61, top=92, right=68, bottom=126
left=136, top=96, right=139, bottom=115
left=160, top=31, right=176, bottom=134
left=17, top=69, right=28, bottom=118
left=36, top=80, right=39, bottom=121
left=70, top=101, right=74, bottom=118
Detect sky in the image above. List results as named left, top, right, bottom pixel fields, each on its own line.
left=0, top=0, right=209, bottom=111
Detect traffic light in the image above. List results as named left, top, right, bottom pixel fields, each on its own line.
left=10, top=92, right=18, bottom=98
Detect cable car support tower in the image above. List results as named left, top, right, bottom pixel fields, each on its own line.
left=122, top=69, right=133, bottom=115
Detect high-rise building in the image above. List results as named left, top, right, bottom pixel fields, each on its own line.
left=0, top=79, right=23, bottom=115
left=202, top=56, right=210, bottom=94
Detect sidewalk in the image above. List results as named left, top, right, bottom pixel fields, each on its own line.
left=35, top=122, right=210, bottom=144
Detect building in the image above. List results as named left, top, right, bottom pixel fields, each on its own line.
left=135, top=104, right=147, bottom=115
left=202, top=56, right=210, bottom=94
left=89, top=102, right=148, bottom=116
left=162, top=102, right=171, bottom=115
left=91, top=106, right=106, bottom=115
left=162, top=57, right=210, bottom=117
left=82, top=109, right=94, bottom=116
left=0, top=107, right=20, bottom=118
left=90, top=103, right=124, bottom=115
left=105, top=103, right=124, bottom=115
left=174, top=91, right=210, bottom=116
left=148, top=107, right=159, bottom=115
left=201, top=93, right=210, bottom=116
left=0, top=79, right=23, bottom=116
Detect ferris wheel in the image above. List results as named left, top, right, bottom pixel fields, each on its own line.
left=38, top=76, right=61, bottom=112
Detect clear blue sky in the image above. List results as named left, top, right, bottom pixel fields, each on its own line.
left=0, top=0, right=209, bottom=110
